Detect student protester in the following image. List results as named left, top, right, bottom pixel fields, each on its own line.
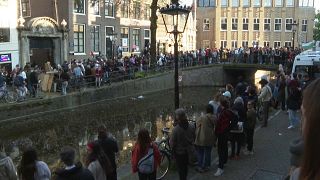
left=131, top=129, right=161, bottom=180
left=194, top=105, right=216, bottom=172
left=170, top=109, right=195, bottom=180
left=18, top=147, right=51, bottom=180
left=258, top=78, right=272, bottom=127
left=290, top=79, right=320, bottom=180
left=244, top=100, right=257, bottom=155
left=86, top=142, right=113, bottom=180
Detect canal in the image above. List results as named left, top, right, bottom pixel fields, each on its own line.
left=0, top=86, right=216, bottom=169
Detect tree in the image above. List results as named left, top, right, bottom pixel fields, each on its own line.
left=313, top=11, right=320, bottom=41
left=149, top=0, right=158, bottom=66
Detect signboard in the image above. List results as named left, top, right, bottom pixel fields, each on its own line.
left=122, top=38, right=128, bottom=47
left=0, top=53, right=11, bottom=63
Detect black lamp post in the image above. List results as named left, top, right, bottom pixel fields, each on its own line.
left=291, top=20, right=298, bottom=49
left=159, top=2, right=191, bottom=109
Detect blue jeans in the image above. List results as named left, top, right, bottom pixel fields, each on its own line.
left=288, top=109, right=300, bottom=127
left=196, top=146, right=212, bottom=169
left=61, top=81, right=68, bottom=95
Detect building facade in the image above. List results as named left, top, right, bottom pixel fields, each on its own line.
left=0, top=0, right=19, bottom=70
left=197, top=0, right=315, bottom=49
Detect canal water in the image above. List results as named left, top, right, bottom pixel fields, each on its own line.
left=0, top=87, right=217, bottom=168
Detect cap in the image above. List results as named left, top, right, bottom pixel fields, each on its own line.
left=222, top=91, right=231, bottom=98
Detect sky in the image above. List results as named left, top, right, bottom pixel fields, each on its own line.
left=316, top=0, right=320, bottom=11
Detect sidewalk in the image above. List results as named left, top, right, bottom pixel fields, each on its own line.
left=119, top=110, right=300, bottom=180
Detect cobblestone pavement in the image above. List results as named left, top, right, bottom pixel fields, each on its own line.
left=119, top=110, right=301, bottom=180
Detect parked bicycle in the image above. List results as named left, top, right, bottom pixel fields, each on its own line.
left=155, top=127, right=172, bottom=180
left=0, top=83, right=18, bottom=103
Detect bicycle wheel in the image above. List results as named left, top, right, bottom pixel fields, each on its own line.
left=156, top=150, right=171, bottom=180
left=5, top=91, right=18, bottom=103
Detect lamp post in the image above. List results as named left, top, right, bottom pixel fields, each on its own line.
left=159, top=2, right=191, bottom=109
left=291, top=20, right=298, bottom=49
left=61, top=19, right=68, bottom=62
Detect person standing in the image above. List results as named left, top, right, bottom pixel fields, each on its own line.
left=214, top=97, right=232, bottom=176
left=258, top=78, right=272, bottom=127
left=54, top=146, right=94, bottom=180
left=244, top=101, right=257, bottom=155
left=86, top=142, right=113, bottom=180
left=289, top=79, right=320, bottom=180
left=170, top=109, right=195, bottom=180
left=97, top=126, right=119, bottom=180
left=95, top=66, right=103, bottom=87
left=194, top=105, right=216, bottom=172
left=29, top=68, right=39, bottom=98
left=287, top=74, right=302, bottom=129
left=60, top=70, right=70, bottom=96
left=131, top=129, right=160, bottom=180
left=0, top=140, right=17, bottom=180
left=18, top=147, right=51, bottom=180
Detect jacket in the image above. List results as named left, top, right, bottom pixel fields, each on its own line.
left=245, top=108, right=257, bottom=129
left=170, top=124, right=195, bottom=155
left=258, top=85, right=272, bottom=102
left=34, top=161, right=51, bottom=180
left=54, top=162, right=94, bottom=180
left=0, top=154, right=17, bottom=180
left=194, top=113, right=216, bottom=146
left=215, top=109, right=233, bottom=135
left=88, top=160, right=106, bottom=180
left=131, top=142, right=161, bottom=173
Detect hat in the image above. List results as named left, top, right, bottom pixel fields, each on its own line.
left=222, top=91, right=231, bottom=98
left=87, top=142, right=94, bottom=150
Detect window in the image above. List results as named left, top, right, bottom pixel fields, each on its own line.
left=243, top=18, right=249, bottom=30
left=243, top=0, right=250, bottom=7
left=286, top=18, right=293, bottom=31
left=21, top=0, right=31, bottom=17
left=0, top=28, right=10, bottom=43
left=264, top=18, right=271, bottom=31
left=202, top=40, right=210, bottom=48
left=121, top=27, right=129, bottom=52
left=242, top=41, right=248, bottom=48
left=232, top=18, right=238, bottom=30
left=231, top=41, right=238, bottom=49
left=121, top=0, right=129, bottom=18
left=274, top=41, right=281, bottom=48
left=144, top=4, right=151, bottom=20
left=203, top=18, right=210, bottom=31
left=73, top=24, right=85, bottom=53
left=197, top=0, right=215, bottom=7
left=286, top=0, right=294, bottom=6
left=274, top=18, right=282, bottom=31
left=253, top=0, right=260, bottom=7
left=132, top=29, right=140, bottom=51
left=285, top=41, right=292, bottom=47
left=263, top=41, right=270, bottom=47
left=264, top=0, right=272, bottom=7
left=91, top=1, right=100, bottom=15
left=221, top=18, right=227, bottom=30
left=105, top=0, right=114, bottom=17
left=221, top=40, right=227, bottom=48
left=74, top=0, right=85, bottom=14
left=133, top=1, right=141, bottom=19
left=302, top=19, right=307, bottom=32
left=90, top=26, right=100, bottom=52
left=254, top=18, right=260, bottom=31
left=275, top=0, right=282, bottom=7
left=232, top=0, right=239, bottom=7
left=221, top=0, right=228, bottom=7
left=144, top=29, right=150, bottom=48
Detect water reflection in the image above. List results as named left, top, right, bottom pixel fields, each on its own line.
left=0, top=87, right=217, bottom=168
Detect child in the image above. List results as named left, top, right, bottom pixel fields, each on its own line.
left=244, top=100, right=257, bottom=155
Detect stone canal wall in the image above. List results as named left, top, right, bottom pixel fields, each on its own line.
left=0, top=65, right=226, bottom=123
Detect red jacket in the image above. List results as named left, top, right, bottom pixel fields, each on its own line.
left=215, top=109, right=232, bottom=134
left=131, top=142, right=161, bottom=173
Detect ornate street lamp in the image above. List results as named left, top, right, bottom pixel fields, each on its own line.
left=159, top=2, right=191, bottom=109
left=291, top=20, right=298, bottom=49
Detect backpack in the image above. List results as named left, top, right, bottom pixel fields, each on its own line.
left=138, top=145, right=154, bottom=174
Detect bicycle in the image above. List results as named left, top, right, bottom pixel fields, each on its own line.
left=0, top=83, right=18, bottom=103
left=155, top=127, right=172, bottom=180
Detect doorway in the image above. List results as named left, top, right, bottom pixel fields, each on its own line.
left=29, top=37, right=54, bottom=68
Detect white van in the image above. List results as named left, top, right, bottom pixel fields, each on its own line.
left=292, top=51, right=320, bottom=79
